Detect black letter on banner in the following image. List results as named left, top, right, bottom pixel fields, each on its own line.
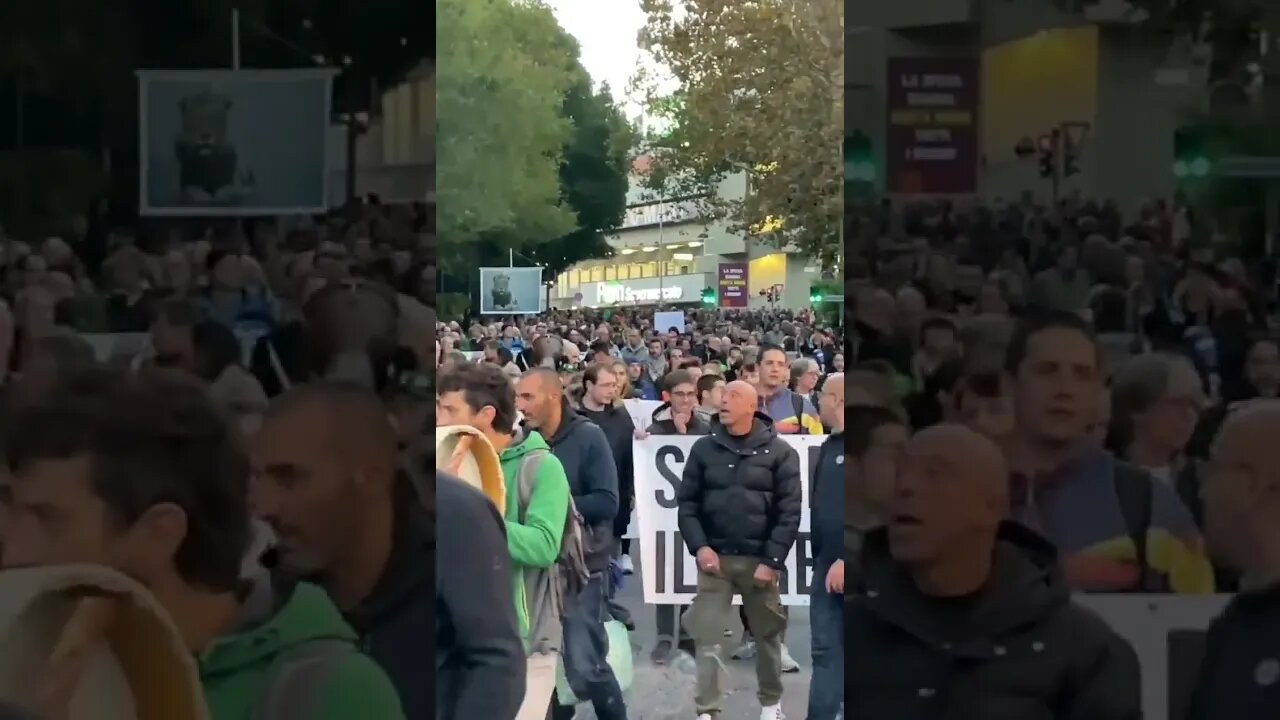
left=654, top=445, right=685, bottom=509
left=794, top=532, right=811, bottom=594
left=655, top=531, right=666, bottom=593
left=674, top=532, right=697, bottom=594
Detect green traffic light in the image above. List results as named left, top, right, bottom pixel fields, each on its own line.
left=701, top=288, right=716, bottom=305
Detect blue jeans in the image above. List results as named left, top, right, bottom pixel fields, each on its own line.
left=806, top=567, right=844, bottom=720
left=551, top=572, right=628, bottom=720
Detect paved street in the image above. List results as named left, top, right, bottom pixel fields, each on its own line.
left=573, top=553, right=814, bottom=720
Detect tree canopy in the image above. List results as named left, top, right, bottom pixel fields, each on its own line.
left=436, top=0, right=631, bottom=287
left=635, top=0, right=843, bottom=266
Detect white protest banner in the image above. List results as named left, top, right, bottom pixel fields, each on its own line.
left=624, top=399, right=663, bottom=432
left=633, top=434, right=826, bottom=606
left=1078, top=594, right=1229, bottom=720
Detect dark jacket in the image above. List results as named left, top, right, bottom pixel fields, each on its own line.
left=541, top=406, right=619, bottom=572
left=433, top=473, right=525, bottom=720
left=1187, top=581, right=1280, bottom=720
left=847, top=522, right=1142, bottom=720
left=677, top=413, right=803, bottom=569
left=810, top=430, right=844, bottom=574
left=646, top=401, right=713, bottom=435
left=578, top=402, right=635, bottom=496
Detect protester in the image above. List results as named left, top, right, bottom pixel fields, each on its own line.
left=757, top=345, right=823, bottom=435
left=806, top=372, right=845, bottom=720
left=515, top=368, right=626, bottom=720
left=1188, top=400, right=1280, bottom=720
left=250, top=382, right=432, bottom=718
left=577, top=364, right=638, bottom=579
left=846, top=405, right=909, bottom=585
left=0, top=368, right=406, bottom=720
left=694, top=372, right=724, bottom=426
left=846, top=424, right=1142, bottom=719
left=1003, top=311, right=1214, bottom=593
left=436, top=470, right=528, bottom=720
left=436, top=361, right=572, bottom=720
left=678, top=380, right=802, bottom=720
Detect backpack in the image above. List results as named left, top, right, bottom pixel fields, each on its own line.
left=251, top=638, right=355, bottom=720
left=1112, top=462, right=1169, bottom=592
left=515, top=449, right=591, bottom=655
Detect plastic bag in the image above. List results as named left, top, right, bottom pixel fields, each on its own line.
left=555, top=619, right=633, bottom=704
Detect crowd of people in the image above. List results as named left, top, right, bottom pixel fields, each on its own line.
left=846, top=195, right=1280, bottom=720
left=435, top=305, right=845, bottom=720
left=0, top=204, right=439, bottom=719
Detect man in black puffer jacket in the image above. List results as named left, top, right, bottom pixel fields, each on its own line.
left=677, top=380, right=802, bottom=719
left=847, top=424, right=1141, bottom=720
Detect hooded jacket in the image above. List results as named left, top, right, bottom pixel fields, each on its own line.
left=539, top=406, right=619, bottom=572
left=199, top=574, right=405, bottom=720
left=847, top=522, right=1142, bottom=720
left=810, top=429, right=845, bottom=575
left=647, top=401, right=713, bottom=436
left=676, top=413, right=803, bottom=568
left=498, top=429, right=570, bottom=645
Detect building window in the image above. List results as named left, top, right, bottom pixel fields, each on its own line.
left=590, top=266, right=604, bottom=283
left=558, top=272, right=568, bottom=291
left=641, top=262, right=656, bottom=278
left=605, top=266, right=617, bottom=281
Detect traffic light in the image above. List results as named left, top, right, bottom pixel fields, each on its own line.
left=845, top=131, right=875, bottom=183
left=701, top=287, right=716, bottom=305
left=1063, top=135, right=1080, bottom=177
left=809, top=285, right=823, bottom=303
left=1173, top=126, right=1211, bottom=179
left=1037, top=134, right=1056, bottom=179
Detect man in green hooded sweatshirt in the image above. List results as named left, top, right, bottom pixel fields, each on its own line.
left=0, top=367, right=404, bottom=720
left=437, top=361, right=570, bottom=720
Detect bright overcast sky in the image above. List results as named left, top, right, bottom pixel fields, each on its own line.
left=545, top=0, right=667, bottom=119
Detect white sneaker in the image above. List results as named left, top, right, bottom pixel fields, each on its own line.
left=620, top=554, right=634, bottom=574
left=780, top=643, right=801, bottom=673
left=730, top=638, right=757, bottom=659
left=759, top=703, right=785, bottom=720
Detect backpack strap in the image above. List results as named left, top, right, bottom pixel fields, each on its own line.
left=516, top=449, right=549, bottom=523
left=1112, top=462, right=1158, bottom=592
left=790, top=391, right=804, bottom=428
left=252, top=639, right=355, bottom=720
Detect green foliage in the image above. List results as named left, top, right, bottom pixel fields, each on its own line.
left=635, top=0, right=843, bottom=265
left=436, top=0, right=576, bottom=248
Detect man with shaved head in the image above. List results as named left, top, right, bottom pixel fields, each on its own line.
left=678, top=379, right=802, bottom=719
left=252, top=381, right=437, bottom=718
left=1189, top=400, right=1280, bottom=719
left=847, top=424, right=1141, bottom=720
left=515, top=368, right=626, bottom=720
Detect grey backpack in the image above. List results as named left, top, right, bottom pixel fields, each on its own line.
left=516, top=449, right=590, bottom=655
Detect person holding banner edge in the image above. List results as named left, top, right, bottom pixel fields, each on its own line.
left=678, top=380, right=802, bottom=720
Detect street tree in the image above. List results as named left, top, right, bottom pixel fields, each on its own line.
left=526, top=78, right=634, bottom=280
left=635, top=0, right=843, bottom=265
left=436, top=0, right=576, bottom=249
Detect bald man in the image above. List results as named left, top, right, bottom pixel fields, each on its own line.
left=252, top=381, right=452, bottom=719
left=677, top=379, right=802, bottom=718
left=847, top=424, right=1141, bottom=720
left=1189, top=401, right=1280, bottom=720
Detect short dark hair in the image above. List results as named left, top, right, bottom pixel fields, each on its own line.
left=1004, top=310, right=1098, bottom=374
left=662, top=369, right=695, bottom=394
left=760, top=344, right=787, bottom=362
left=436, top=361, right=517, bottom=432
left=192, top=320, right=241, bottom=380
left=583, top=362, right=613, bottom=388
left=919, top=316, right=958, bottom=345
left=696, top=373, right=723, bottom=402
left=495, top=345, right=514, bottom=365
left=589, top=340, right=613, bottom=358
left=4, top=367, right=250, bottom=593
left=740, top=362, right=759, bottom=374
left=848, top=405, right=905, bottom=459
left=679, top=357, right=702, bottom=369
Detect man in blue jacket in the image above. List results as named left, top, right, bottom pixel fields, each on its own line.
left=517, top=368, right=627, bottom=720
left=807, top=373, right=845, bottom=720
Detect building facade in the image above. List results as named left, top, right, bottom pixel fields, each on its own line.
left=848, top=0, right=1203, bottom=216
left=549, top=163, right=823, bottom=310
